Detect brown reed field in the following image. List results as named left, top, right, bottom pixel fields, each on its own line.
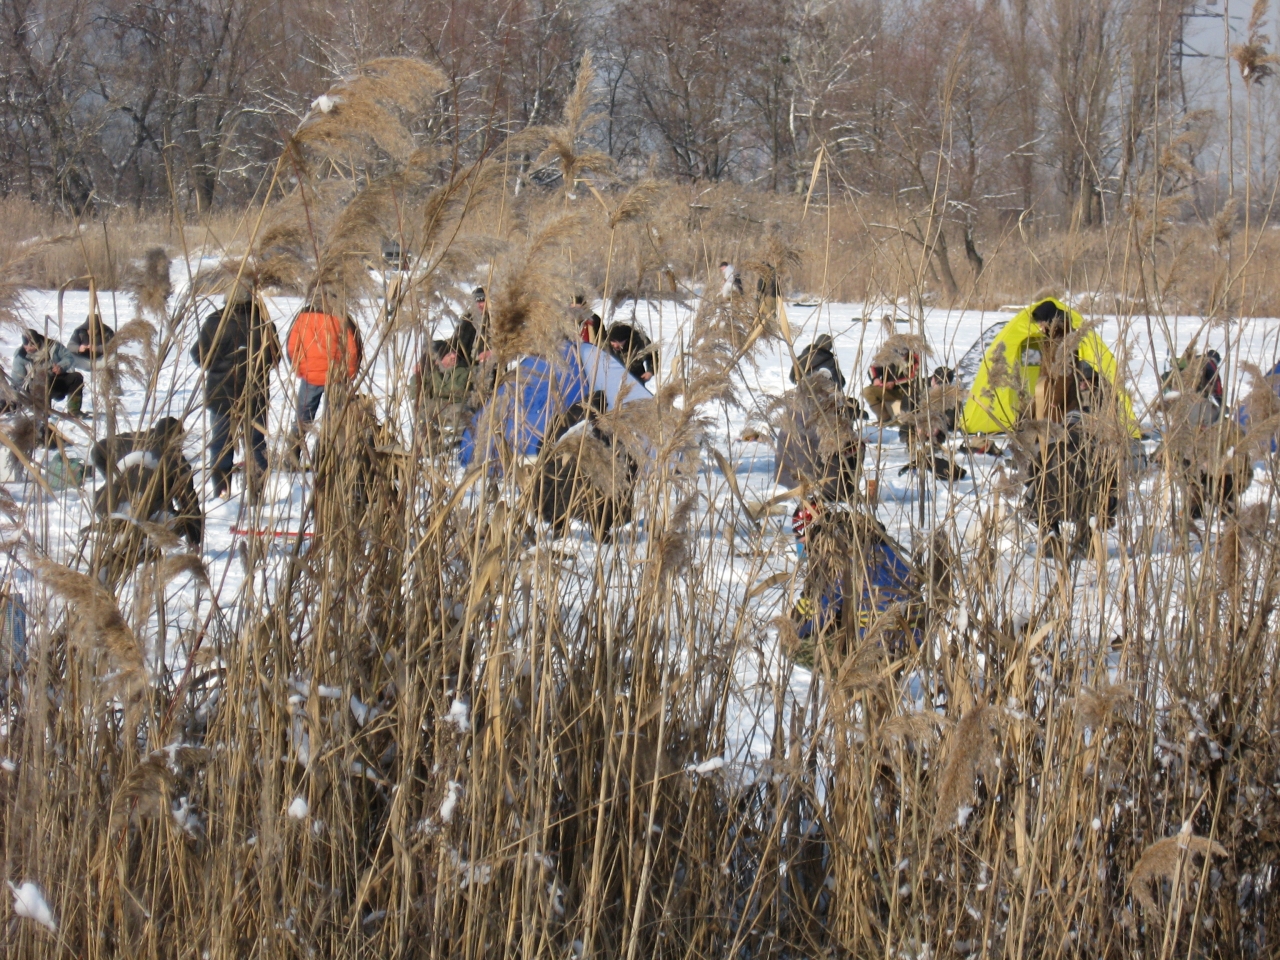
left=1, top=54, right=1279, bottom=960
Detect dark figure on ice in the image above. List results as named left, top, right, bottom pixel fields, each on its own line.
left=791, top=507, right=920, bottom=656
left=534, top=390, right=638, bottom=539
left=440, top=287, right=492, bottom=370
left=790, top=334, right=846, bottom=390
left=1158, top=347, right=1250, bottom=522
left=862, top=345, right=924, bottom=427
left=1020, top=413, right=1121, bottom=559
left=191, top=284, right=281, bottom=501
left=68, top=313, right=115, bottom=372
left=774, top=374, right=865, bottom=505
left=606, top=322, right=656, bottom=383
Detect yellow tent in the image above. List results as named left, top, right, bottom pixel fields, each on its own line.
left=961, top=298, right=1139, bottom=436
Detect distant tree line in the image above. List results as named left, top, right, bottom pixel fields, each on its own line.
left=0, top=0, right=1264, bottom=241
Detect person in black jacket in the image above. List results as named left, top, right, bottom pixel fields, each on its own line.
left=68, top=313, right=115, bottom=371
left=790, top=334, right=845, bottom=390
left=190, top=287, right=281, bottom=500
left=91, top=416, right=203, bottom=546
left=605, top=322, right=656, bottom=382
left=439, top=287, right=491, bottom=369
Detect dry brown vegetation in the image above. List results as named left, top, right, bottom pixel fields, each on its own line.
left=14, top=186, right=1280, bottom=317
left=2, top=50, right=1280, bottom=960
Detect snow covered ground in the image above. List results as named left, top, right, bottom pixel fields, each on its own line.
left=8, top=269, right=1280, bottom=768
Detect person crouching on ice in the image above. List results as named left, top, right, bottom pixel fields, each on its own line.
left=12, top=328, right=84, bottom=415
left=791, top=509, right=920, bottom=658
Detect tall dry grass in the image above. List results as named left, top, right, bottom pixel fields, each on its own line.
left=1, top=56, right=1279, bottom=960
left=13, top=179, right=1280, bottom=317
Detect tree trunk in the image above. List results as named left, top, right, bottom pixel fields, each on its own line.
left=932, top=227, right=960, bottom=296
left=964, top=224, right=984, bottom=277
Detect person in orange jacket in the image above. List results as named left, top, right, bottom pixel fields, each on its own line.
left=286, top=305, right=363, bottom=462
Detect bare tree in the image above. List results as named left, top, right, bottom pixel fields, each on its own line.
left=0, top=0, right=102, bottom=212
left=617, top=0, right=750, bottom=181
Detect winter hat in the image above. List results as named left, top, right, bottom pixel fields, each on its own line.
left=1031, top=299, right=1066, bottom=324
left=813, top=334, right=834, bottom=350
left=473, top=287, right=486, bottom=302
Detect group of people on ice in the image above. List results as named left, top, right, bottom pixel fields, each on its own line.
left=7, top=276, right=667, bottom=556
left=8, top=279, right=367, bottom=550
left=5, top=259, right=1265, bottom=644
left=780, top=295, right=1255, bottom=647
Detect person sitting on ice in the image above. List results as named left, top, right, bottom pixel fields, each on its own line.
left=862, top=335, right=925, bottom=429
left=790, top=334, right=846, bottom=390
left=773, top=373, right=865, bottom=505
left=1156, top=347, right=1250, bottom=523
left=68, top=312, right=115, bottom=372
left=1159, top=346, right=1224, bottom=427
left=91, top=415, right=203, bottom=548
left=791, top=507, right=920, bottom=656
left=440, top=287, right=492, bottom=370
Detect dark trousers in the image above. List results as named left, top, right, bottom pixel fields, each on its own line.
left=208, top=396, right=268, bottom=494
left=48, top=371, right=84, bottom=404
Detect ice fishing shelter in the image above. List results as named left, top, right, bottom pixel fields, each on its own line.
left=459, top=340, right=651, bottom=467
left=960, top=297, right=1139, bottom=436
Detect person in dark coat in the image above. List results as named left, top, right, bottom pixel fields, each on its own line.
left=440, top=287, right=491, bottom=370
left=11, top=328, right=84, bottom=415
left=605, top=322, right=656, bottom=382
left=190, top=287, right=281, bottom=500
left=1159, top=348, right=1224, bottom=426
left=91, top=416, right=202, bottom=546
left=791, top=508, right=920, bottom=655
left=533, top=389, right=637, bottom=539
left=68, top=313, right=115, bottom=371
left=791, top=334, right=845, bottom=390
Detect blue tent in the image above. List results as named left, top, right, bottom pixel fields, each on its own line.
left=460, top=341, right=652, bottom=467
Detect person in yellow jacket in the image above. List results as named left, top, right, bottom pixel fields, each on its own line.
left=961, top=297, right=1139, bottom=437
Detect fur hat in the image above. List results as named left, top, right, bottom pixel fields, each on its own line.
left=1031, top=299, right=1067, bottom=324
